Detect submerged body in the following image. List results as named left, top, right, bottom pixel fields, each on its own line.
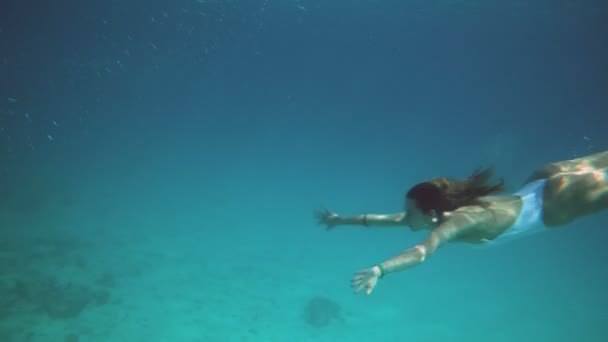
left=317, top=150, right=608, bottom=295
left=449, top=150, right=608, bottom=245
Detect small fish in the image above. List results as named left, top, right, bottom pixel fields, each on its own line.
left=52, top=120, right=58, bottom=127
left=7, top=97, right=16, bottom=102
left=47, top=135, right=54, bottom=141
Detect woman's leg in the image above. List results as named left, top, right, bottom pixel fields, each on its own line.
left=524, top=150, right=608, bottom=184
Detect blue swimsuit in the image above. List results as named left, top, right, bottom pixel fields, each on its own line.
left=483, top=179, right=548, bottom=245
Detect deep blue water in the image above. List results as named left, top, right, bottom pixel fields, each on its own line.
left=1, top=1, right=607, bottom=341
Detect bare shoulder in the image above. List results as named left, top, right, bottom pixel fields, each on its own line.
left=442, top=197, right=521, bottom=242
left=453, top=196, right=521, bottom=219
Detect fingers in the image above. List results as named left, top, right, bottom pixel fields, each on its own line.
left=351, top=275, right=365, bottom=289
left=351, top=270, right=377, bottom=295
left=313, top=209, right=324, bottom=222
left=353, top=282, right=373, bottom=295
left=314, top=208, right=335, bottom=228
left=351, top=270, right=370, bottom=284
left=351, top=273, right=366, bottom=285
left=354, top=269, right=370, bottom=276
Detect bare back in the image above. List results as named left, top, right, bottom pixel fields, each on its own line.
left=442, top=195, right=522, bottom=243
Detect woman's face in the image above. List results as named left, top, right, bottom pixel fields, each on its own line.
left=405, top=199, right=437, bottom=231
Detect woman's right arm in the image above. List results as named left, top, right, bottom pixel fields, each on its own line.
left=315, top=208, right=407, bottom=230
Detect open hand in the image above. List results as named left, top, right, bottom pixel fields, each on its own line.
left=314, top=207, right=339, bottom=230
left=351, top=266, right=381, bottom=295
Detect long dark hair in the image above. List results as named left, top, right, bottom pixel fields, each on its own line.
left=406, top=167, right=505, bottom=217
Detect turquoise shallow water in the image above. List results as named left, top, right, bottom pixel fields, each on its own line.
left=1, top=0, right=607, bottom=341
left=1, top=150, right=607, bottom=341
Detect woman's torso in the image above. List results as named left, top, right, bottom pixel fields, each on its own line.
left=445, top=150, right=608, bottom=244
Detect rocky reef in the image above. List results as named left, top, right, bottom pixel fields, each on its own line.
left=302, top=296, right=343, bottom=328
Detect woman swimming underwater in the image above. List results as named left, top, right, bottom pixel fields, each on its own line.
left=316, top=150, right=608, bottom=295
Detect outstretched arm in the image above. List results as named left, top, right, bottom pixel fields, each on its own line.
left=379, top=224, right=458, bottom=274
left=315, top=208, right=407, bottom=229
left=352, top=217, right=475, bottom=295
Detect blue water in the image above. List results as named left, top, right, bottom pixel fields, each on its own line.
left=1, top=0, right=607, bottom=341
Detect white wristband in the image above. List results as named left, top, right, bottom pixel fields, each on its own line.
left=372, top=265, right=382, bottom=277
left=415, top=245, right=427, bottom=262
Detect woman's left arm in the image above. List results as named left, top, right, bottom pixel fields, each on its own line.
left=351, top=216, right=476, bottom=295
left=380, top=222, right=464, bottom=274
